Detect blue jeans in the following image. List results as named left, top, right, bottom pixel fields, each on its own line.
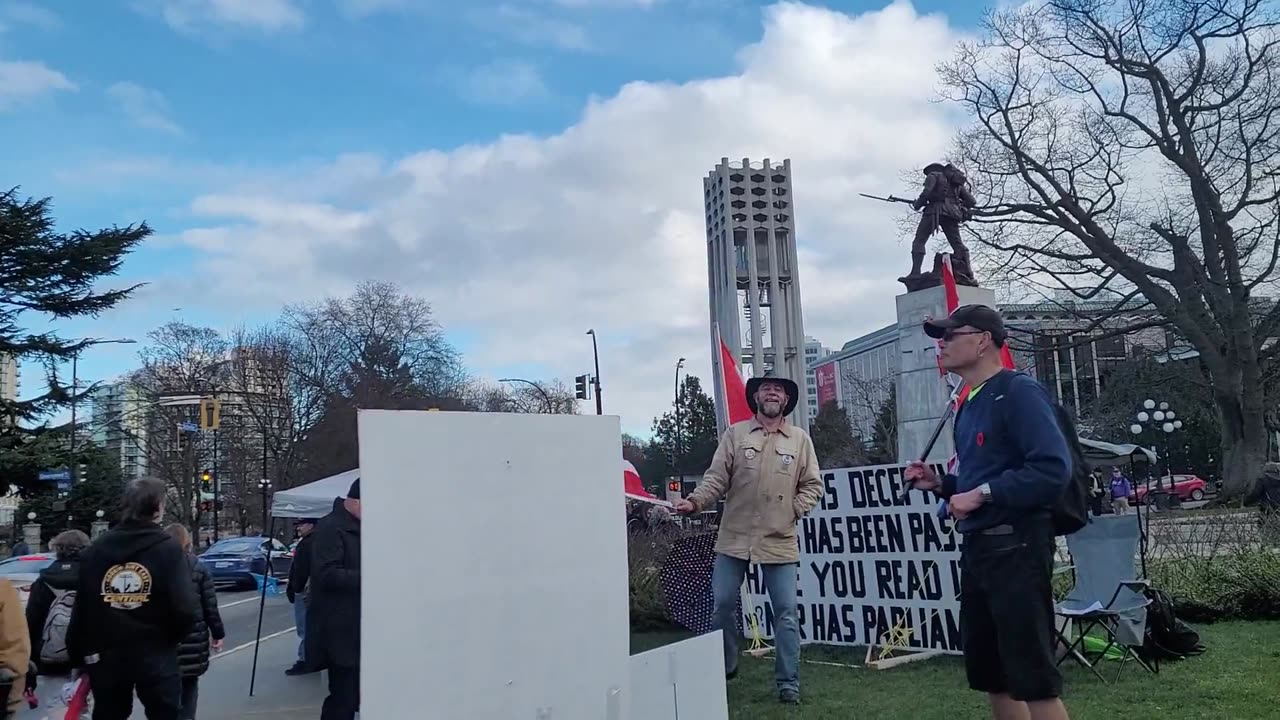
left=711, top=553, right=800, bottom=692
left=294, top=593, right=309, bottom=662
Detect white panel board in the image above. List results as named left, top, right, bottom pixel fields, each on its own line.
left=628, top=633, right=728, bottom=720
left=358, top=410, right=629, bottom=720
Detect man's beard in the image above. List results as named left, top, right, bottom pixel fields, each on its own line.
left=760, top=401, right=784, bottom=418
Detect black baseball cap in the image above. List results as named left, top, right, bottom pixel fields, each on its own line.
left=923, top=304, right=1007, bottom=345
left=347, top=478, right=360, bottom=500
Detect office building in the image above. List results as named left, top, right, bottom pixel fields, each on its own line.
left=0, top=354, right=17, bottom=403
left=803, top=336, right=833, bottom=421
left=90, top=380, right=151, bottom=479
left=813, top=298, right=1176, bottom=437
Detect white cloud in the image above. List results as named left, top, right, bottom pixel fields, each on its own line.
left=0, top=60, right=75, bottom=110
left=450, top=59, right=550, bottom=105
left=0, top=2, right=62, bottom=31
left=107, top=82, right=184, bottom=136
left=334, top=0, right=411, bottom=17
left=147, top=0, right=304, bottom=33
left=155, top=1, right=965, bottom=434
left=553, top=0, right=664, bottom=8
left=480, top=4, right=595, bottom=52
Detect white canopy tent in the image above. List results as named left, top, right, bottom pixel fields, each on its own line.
left=270, top=468, right=359, bottom=519
left=249, top=467, right=358, bottom=697
left=1079, top=438, right=1158, bottom=467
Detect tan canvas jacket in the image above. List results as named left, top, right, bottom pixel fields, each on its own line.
left=688, top=419, right=823, bottom=564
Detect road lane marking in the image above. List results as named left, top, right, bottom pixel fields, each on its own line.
left=218, top=596, right=267, bottom=609
left=213, top=627, right=297, bottom=660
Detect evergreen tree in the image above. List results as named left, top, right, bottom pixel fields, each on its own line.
left=0, top=188, right=148, bottom=426
left=810, top=401, right=865, bottom=469
left=650, top=375, right=719, bottom=477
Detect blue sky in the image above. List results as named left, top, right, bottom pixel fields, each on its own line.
left=3, top=0, right=982, bottom=434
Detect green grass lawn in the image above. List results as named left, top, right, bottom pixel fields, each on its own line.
left=632, top=621, right=1280, bottom=719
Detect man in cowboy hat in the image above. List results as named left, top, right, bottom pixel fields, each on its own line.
left=673, top=373, right=823, bottom=705
left=900, top=161, right=978, bottom=284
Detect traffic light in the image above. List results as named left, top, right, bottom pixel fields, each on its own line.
left=77, top=462, right=87, bottom=482
left=668, top=480, right=679, bottom=492
left=575, top=374, right=590, bottom=400
left=201, top=469, right=212, bottom=492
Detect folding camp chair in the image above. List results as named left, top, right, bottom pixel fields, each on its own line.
left=1055, top=514, right=1157, bottom=682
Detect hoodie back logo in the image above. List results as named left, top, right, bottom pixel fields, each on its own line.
left=102, top=562, right=153, bottom=610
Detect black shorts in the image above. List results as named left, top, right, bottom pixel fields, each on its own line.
left=960, top=522, right=1062, bottom=702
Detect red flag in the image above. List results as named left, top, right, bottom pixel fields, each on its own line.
left=718, top=330, right=754, bottom=425
left=939, top=256, right=1016, bottom=410
left=623, top=459, right=664, bottom=504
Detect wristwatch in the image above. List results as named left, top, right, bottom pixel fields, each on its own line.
left=978, top=483, right=992, bottom=502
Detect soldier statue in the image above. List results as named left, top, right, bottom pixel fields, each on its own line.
left=898, top=162, right=978, bottom=287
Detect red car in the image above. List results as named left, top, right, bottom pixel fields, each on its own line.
left=1133, top=474, right=1208, bottom=504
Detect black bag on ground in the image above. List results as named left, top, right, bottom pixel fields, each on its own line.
left=1141, top=587, right=1206, bottom=661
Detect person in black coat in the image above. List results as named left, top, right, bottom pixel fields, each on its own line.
left=285, top=518, right=318, bottom=676
left=164, top=525, right=225, bottom=720
left=26, top=530, right=89, bottom=675
left=307, top=479, right=361, bottom=720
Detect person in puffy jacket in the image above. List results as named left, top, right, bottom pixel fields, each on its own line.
left=163, top=525, right=224, bottom=720
left=26, top=530, right=88, bottom=675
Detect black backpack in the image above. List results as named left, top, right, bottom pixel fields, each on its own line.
left=1141, top=587, right=1206, bottom=660
left=965, top=370, right=1091, bottom=536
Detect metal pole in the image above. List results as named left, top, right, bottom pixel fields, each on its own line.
left=586, top=327, right=601, bottom=412
left=249, top=500, right=273, bottom=697
left=675, top=359, right=684, bottom=476
left=70, top=353, right=78, bottom=482
left=213, top=428, right=220, bottom=543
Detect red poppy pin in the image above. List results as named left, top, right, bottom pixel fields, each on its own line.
left=977, top=432, right=985, bottom=447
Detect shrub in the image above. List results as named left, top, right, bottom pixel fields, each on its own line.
left=1145, top=510, right=1280, bottom=622
left=627, top=523, right=689, bottom=632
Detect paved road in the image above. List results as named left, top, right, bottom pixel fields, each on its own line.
left=19, top=588, right=302, bottom=719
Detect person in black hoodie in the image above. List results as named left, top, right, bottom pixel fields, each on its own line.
left=26, top=529, right=89, bottom=675
left=285, top=518, right=318, bottom=676
left=164, top=524, right=225, bottom=720
left=67, top=477, right=200, bottom=720
left=307, top=478, right=361, bottom=720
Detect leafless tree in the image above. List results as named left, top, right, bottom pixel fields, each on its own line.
left=465, top=379, right=580, bottom=414
left=839, top=369, right=899, bottom=463
left=939, top=0, right=1280, bottom=497
left=128, top=322, right=229, bottom=533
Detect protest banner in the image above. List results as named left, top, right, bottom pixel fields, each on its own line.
left=741, top=461, right=965, bottom=656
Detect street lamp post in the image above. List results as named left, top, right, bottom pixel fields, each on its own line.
left=586, top=329, right=603, bottom=415
left=69, top=338, right=137, bottom=482
left=498, top=378, right=554, bottom=413
left=674, top=357, right=685, bottom=476
left=1129, top=398, right=1184, bottom=507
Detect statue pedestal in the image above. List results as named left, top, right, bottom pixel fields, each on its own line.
left=895, top=284, right=996, bottom=464
left=91, top=520, right=110, bottom=539
left=21, top=524, right=41, bottom=553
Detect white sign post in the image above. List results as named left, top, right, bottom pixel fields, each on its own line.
left=742, top=462, right=965, bottom=665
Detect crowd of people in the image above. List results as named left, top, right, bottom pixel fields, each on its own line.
left=0, top=473, right=364, bottom=720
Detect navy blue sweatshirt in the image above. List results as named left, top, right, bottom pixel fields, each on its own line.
left=940, top=371, right=1071, bottom=533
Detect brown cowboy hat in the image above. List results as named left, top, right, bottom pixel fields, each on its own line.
left=745, top=373, right=800, bottom=417
left=923, top=162, right=946, bottom=175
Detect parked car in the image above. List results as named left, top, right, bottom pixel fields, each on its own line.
left=199, top=536, right=292, bottom=590
left=1133, top=474, right=1208, bottom=504
left=0, top=554, right=56, bottom=608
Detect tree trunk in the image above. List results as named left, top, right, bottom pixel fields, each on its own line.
left=1215, top=386, right=1268, bottom=499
